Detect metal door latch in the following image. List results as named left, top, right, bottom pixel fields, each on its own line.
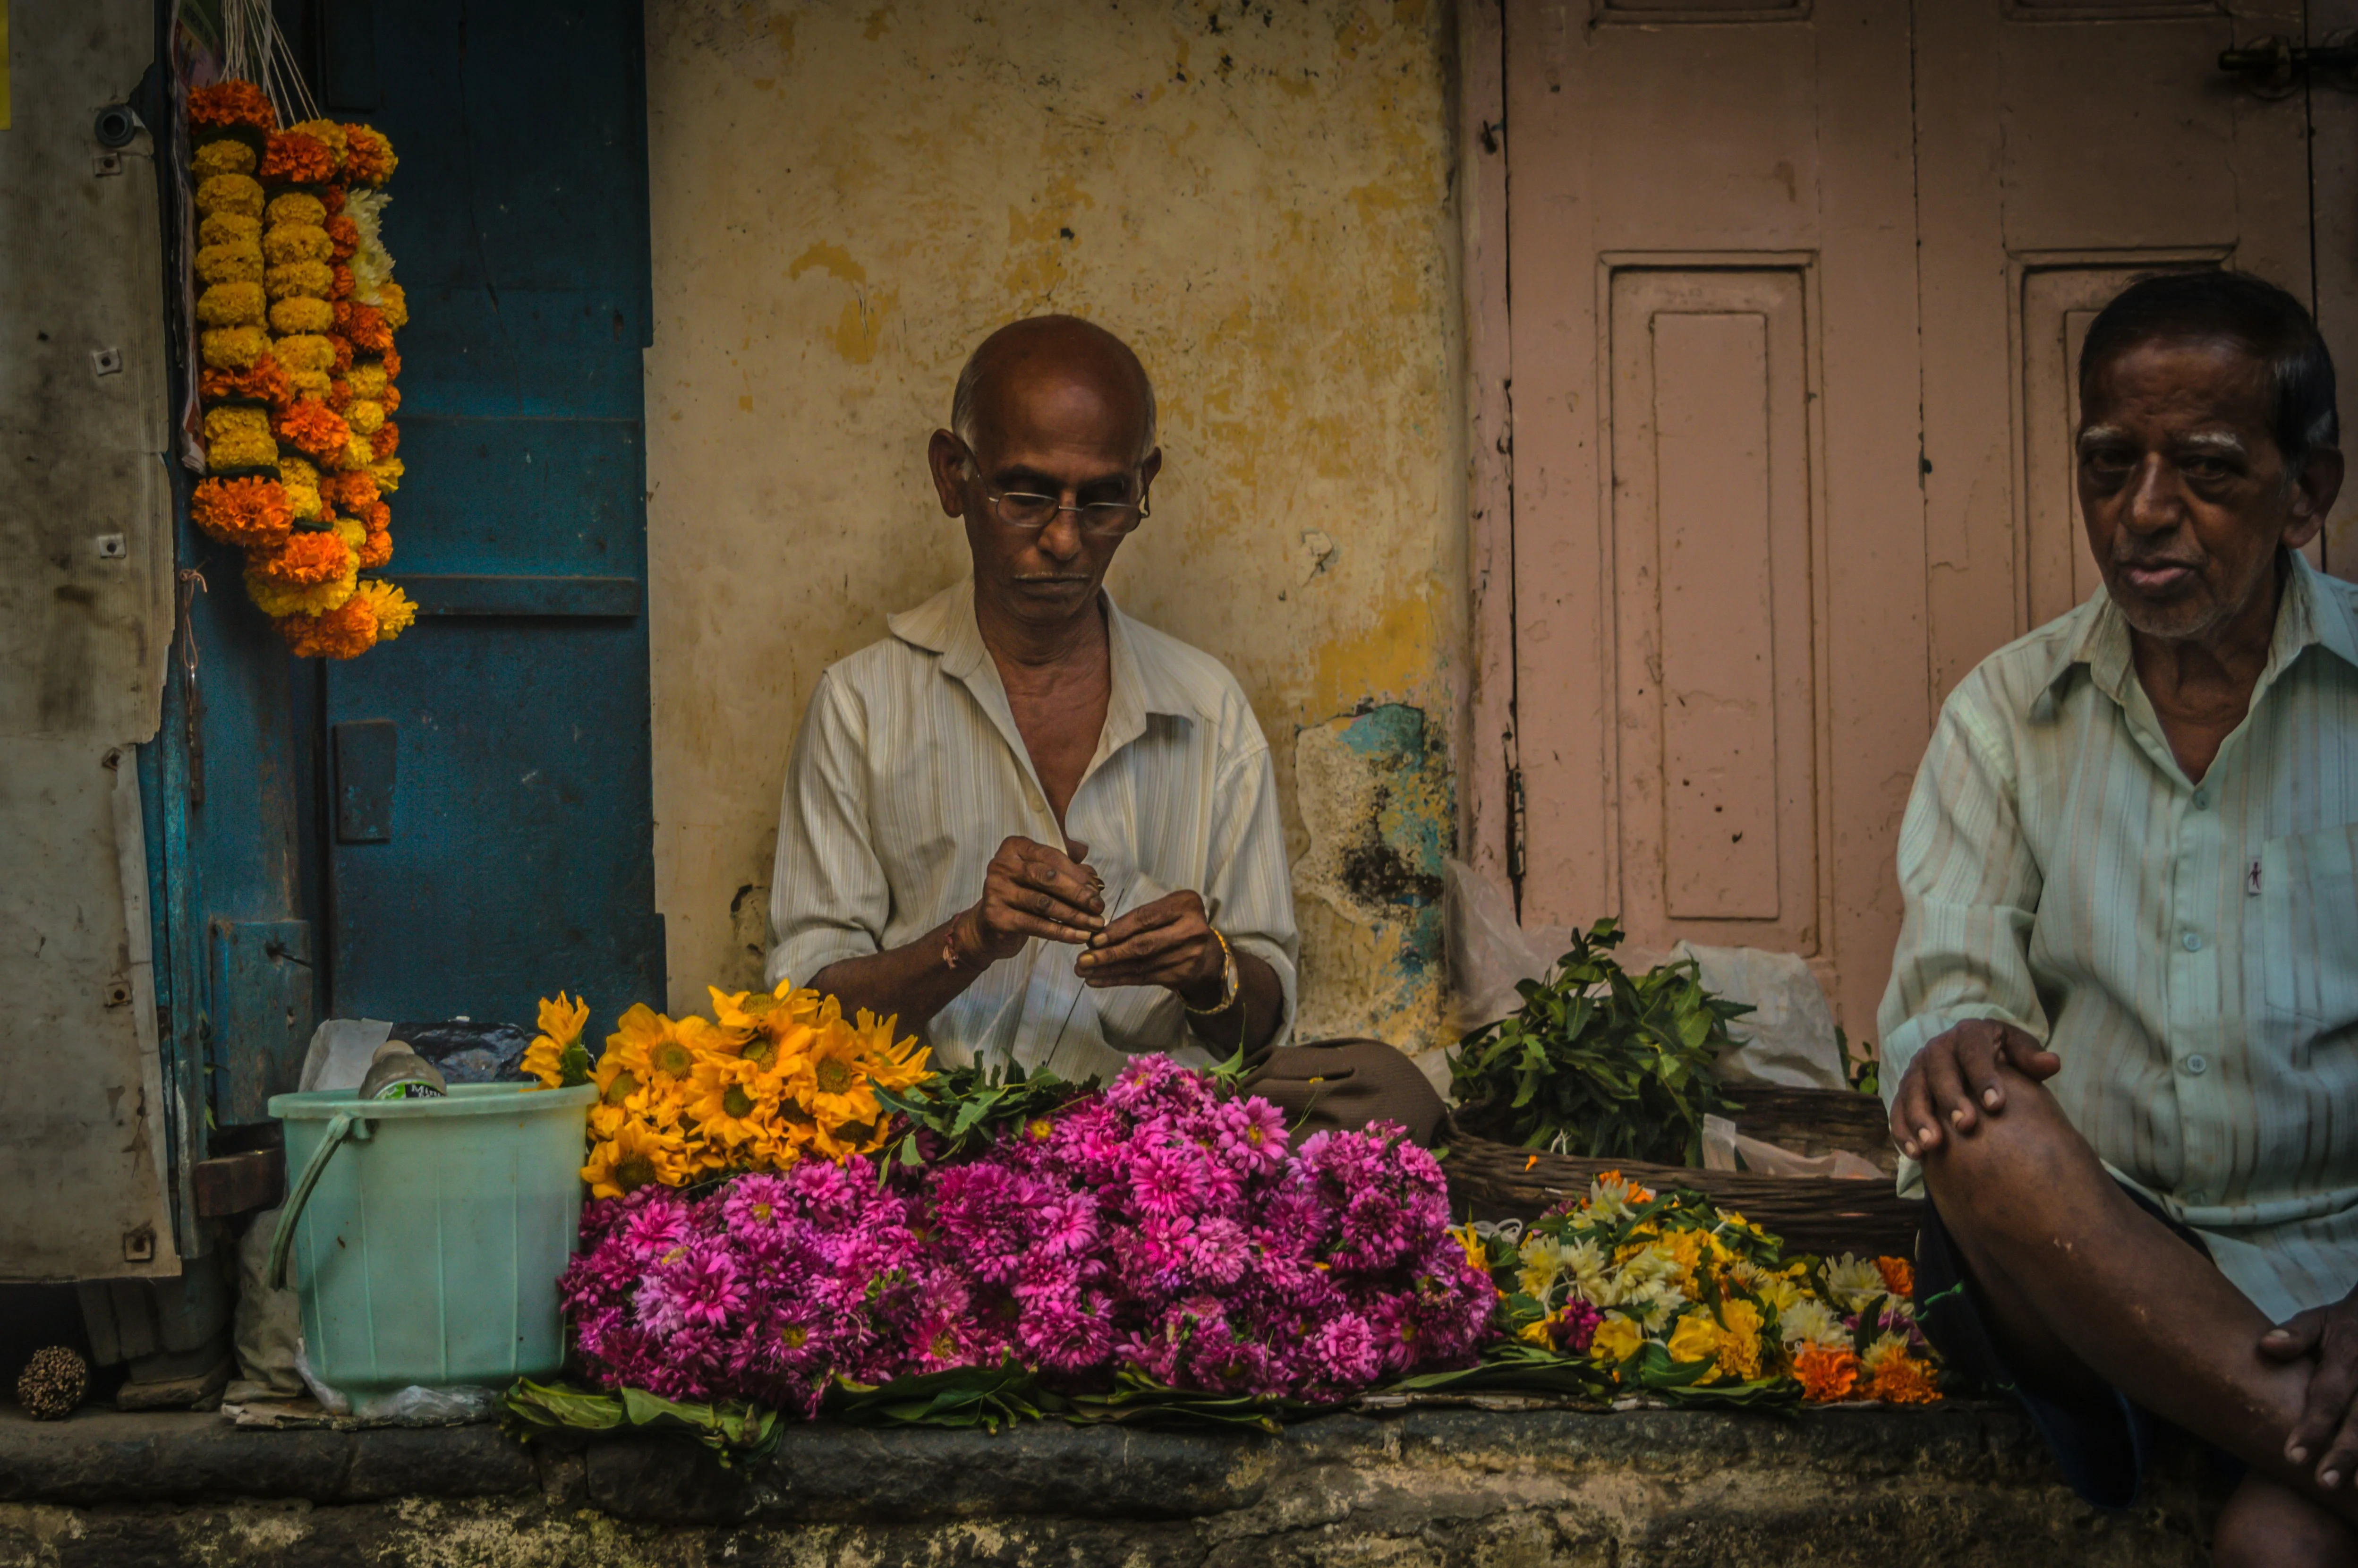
left=2220, top=33, right=2358, bottom=99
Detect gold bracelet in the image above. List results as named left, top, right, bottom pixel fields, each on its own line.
left=1183, top=929, right=1241, bottom=1016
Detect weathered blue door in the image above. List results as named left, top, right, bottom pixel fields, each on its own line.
left=316, top=0, right=663, bottom=1027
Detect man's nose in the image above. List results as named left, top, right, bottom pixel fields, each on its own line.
left=1037, top=509, right=1086, bottom=562
left=2124, top=454, right=2184, bottom=534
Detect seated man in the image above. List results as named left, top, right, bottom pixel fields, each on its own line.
left=767, top=315, right=1294, bottom=1080
left=1881, top=272, right=2358, bottom=1563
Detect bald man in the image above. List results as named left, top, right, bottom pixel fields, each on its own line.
left=766, top=316, right=1296, bottom=1078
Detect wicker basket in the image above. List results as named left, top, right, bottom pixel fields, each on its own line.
left=1440, top=1088, right=1921, bottom=1257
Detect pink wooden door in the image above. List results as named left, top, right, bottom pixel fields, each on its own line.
left=1489, top=0, right=2336, bottom=1040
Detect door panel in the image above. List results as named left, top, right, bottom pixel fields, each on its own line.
left=1505, top=0, right=1920, bottom=1032
left=1609, top=270, right=1822, bottom=949
left=319, top=0, right=664, bottom=1029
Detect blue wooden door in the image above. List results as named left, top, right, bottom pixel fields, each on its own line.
left=316, top=0, right=663, bottom=1027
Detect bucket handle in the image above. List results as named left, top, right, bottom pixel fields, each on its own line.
left=268, top=1111, right=358, bottom=1291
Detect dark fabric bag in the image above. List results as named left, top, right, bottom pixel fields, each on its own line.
left=1237, top=1037, right=1448, bottom=1148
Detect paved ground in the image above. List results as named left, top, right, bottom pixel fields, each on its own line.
left=0, top=1402, right=2224, bottom=1565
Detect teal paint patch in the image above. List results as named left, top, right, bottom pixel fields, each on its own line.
left=1332, top=704, right=1452, bottom=984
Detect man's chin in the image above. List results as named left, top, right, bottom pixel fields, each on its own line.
left=2109, top=584, right=2221, bottom=642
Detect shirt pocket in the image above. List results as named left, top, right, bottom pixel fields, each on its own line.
left=2259, top=825, right=2358, bottom=1062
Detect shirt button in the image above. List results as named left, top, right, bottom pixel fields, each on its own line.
left=2192, top=790, right=2209, bottom=811
left=2183, top=931, right=2203, bottom=952
left=2183, top=1054, right=2208, bottom=1076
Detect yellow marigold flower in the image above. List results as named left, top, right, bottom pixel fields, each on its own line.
left=201, top=325, right=268, bottom=372
left=203, top=405, right=271, bottom=444
left=338, top=432, right=377, bottom=472
left=287, top=118, right=349, bottom=163
left=264, top=222, right=334, bottom=266
left=287, top=369, right=333, bottom=403
left=244, top=554, right=356, bottom=617
left=198, top=281, right=267, bottom=328
left=275, top=333, right=338, bottom=373
left=200, top=212, right=263, bottom=249
left=1589, top=1314, right=1644, bottom=1365
left=264, top=191, right=327, bottom=229
left=196, top=242, right=264, bottom=286
left=269, top=296, right=336, bottom=335
left=347, top=360, right=389, bottom=399
left=332, top=514, right=366, bottom=551
left=192, top=138, right=257, bottom=178
left=376, top=281, right=409, bottom=331
left=1862, top=1336, right=1941, bottom=1406
left=368, top=456, right=404, bottom=494
left=580, top=1120, right=690, bottom=1200
left=265, top=259, right=334, bottom=302
left=357, top=581, right=415, bottom=641
left=1713, top=1299, right=1764, bottom=1382
left=196, top=172, right=264, bottom=218
left=344, top=397, right=386, bottom=436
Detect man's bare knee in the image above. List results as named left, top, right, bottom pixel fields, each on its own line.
left=1921, top=1073, right=2111, bottom=1244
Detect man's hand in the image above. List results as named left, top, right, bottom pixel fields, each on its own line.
left=1073, top=889, right=1225, bottom=1004
left=956, top=836, right=1105, bottom=964
left=1889, top=1019, right=2062, bottom=1159
left=2263, top=1291, right=2358, bottom=1491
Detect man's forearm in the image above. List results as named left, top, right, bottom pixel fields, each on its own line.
left=1183, top=950, right=1284, bottom=1054
left=807, top=915, right=980, bottom=1033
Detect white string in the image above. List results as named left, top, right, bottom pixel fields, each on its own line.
left=219, top=0, right=317, bottom=126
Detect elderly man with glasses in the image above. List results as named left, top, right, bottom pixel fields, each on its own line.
left=766, top=315, right=1295, bottom=1080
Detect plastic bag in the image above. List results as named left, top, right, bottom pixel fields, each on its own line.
left=293, top=1338, right=501, bottom=1424
left=1670, top=942, right=1847, bottom=1091
left=230, top=1206, right=305, bottom=1397
left=1702, top=1114, right=1881, bottom=1180
left=1443, top=858, right=1571, bottom=1035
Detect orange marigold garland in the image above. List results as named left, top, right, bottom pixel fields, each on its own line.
left=187, top=73, right=410, bottom=657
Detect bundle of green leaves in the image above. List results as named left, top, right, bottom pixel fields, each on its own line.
left=1448, top=919, right=1749, bottom=1165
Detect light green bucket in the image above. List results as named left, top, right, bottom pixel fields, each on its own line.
left=268, top=1082, right=595, bottom=1395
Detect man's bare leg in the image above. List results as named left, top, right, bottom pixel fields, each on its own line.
left=2213, top=1474, right=2358, bottom=1566
left=1922, top=1061, right=2358, bottom=1545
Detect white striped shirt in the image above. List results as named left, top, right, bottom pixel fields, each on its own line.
left=1880, top=553, right=2358, bottom=1320
left=767, top=577, right=1299, bottom=1082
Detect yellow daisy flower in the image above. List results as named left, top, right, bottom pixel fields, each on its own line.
left=685, top=1053, right=777, bottom=1150
left=521, top=991, right=593, bottom=1088
left=580, top=1120, right=690, bottom=1199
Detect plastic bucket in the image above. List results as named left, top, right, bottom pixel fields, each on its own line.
left=268, top=1082, right=595, bottom=1394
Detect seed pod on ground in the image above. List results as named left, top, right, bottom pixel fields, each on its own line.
left=15, top=1346, right=88, bottom=1421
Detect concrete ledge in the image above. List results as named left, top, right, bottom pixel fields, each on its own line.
left=0, top=1403, right=2226, bottom=1565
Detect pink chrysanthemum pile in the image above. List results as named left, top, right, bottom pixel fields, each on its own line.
left=556, top=1055, right=1498, bottom=1416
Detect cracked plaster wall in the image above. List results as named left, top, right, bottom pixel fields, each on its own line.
left=642, top=0, right=1469, bottom=1051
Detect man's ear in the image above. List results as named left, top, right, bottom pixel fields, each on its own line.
left=2287, top=443, right=2345, bottom=551
left=1138, top=447, right=1163, bottom=513
left=928, top=429, right=971, bottom=519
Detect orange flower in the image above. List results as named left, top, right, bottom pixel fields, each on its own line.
left=331, top=264, right=355, bottom=300
left=324, top=470, right=380, bottom=511
left=370, top=420, right=400, bottom=460
left=379, top=346, right=401, bottom=380
left=334, top=300, right=394, bottom=354
left=249, top=529, right=354, bottom=587
left=324, top=214, right=360, bottom=261
left=330, top=335, right=355, bottom=375
left=190, top=81, right=276, bottom=133
left=275, top=595, right=376, bottom=659
left=199, top=355, right=291, bottom=407
left=342, top=124, right=398, bottom=186
left=357, top=523, right=392, bottom=569
left=361, top=500, right=391, bottom=532
left=275, top=400, right=353, bottom=463
left=326, top=377, right=353, bottom=411
left=382, top=383, right=400, bottom=414
left=1875, top=1257, right=1915, bottom=1300
left=190, top=477, right=293, bottom=548
left=258, top=131, right=336, bottom=185
left=1866, top=1353, right=1940, bottom=1405
left=1793, top=1343, right=1862, bottom=1403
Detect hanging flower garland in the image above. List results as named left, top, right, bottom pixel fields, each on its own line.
left=186, top=80, right=415, bottom=658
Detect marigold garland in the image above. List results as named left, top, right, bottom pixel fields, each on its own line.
left=189, top=80, right=409, bottom=656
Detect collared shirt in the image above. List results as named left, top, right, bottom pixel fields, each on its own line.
left=767, top=577, right=1299, bottom=1082
left=1880, top=553, right=2358, bottom=1321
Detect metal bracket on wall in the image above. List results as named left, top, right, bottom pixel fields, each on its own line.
left=2220, top=32, right=2358, bottom=98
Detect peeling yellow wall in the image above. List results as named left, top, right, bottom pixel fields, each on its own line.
left=644, top=0, right=1466, bottom=1058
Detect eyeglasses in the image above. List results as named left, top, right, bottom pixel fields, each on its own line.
left=960, top=442, right=1151, bottom=537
